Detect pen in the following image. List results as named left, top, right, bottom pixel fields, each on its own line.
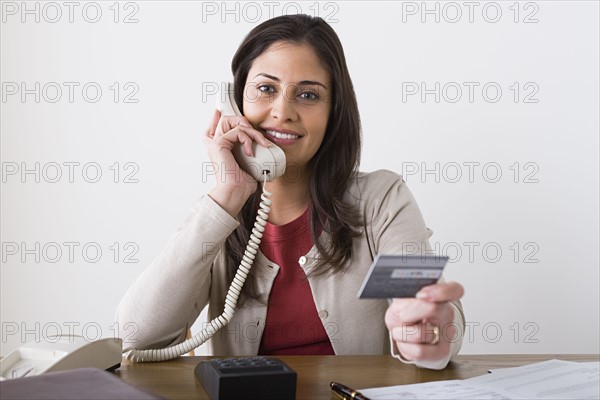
left=330, top=381, right=372, bottom=400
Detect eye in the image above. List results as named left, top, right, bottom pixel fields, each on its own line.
left=298, top=91, right=320, bottom=101
left=258, top=84, right=276, bottom=94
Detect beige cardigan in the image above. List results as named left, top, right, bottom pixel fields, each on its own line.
left=116, top=169, right=465, bottom=369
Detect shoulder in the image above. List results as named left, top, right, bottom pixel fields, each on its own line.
left=346, top=169, right=411, bottom=205
left=353, top=169, right=405, bottom=189
left=346, top=170, right=432, bottom=246
left=345, top=169, right=427, bottom=227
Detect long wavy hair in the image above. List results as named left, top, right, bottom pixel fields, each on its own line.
left=225, top=14, right=362, bottom=300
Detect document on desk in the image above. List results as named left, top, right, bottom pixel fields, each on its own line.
left=466, top=359, right=600, bottom=399
left=360, top=360, right=600, bottom=400
left=360, top=379, right=515, bottom=399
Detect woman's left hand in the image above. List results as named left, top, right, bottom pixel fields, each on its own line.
left=384, top=282, right=464, bottom=364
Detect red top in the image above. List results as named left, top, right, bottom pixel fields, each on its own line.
left=258, top=208, right=335, bottom=355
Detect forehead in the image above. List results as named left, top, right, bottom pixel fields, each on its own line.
left=248, top=41, right=330, bottom=84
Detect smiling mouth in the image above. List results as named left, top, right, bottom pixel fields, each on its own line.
left=264, top=130, right=301, bottom=140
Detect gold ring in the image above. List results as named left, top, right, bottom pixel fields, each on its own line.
left=431, top=325, right=440, bottom=345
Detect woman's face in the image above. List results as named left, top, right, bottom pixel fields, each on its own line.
left=243, top=41, right=332, bottom=175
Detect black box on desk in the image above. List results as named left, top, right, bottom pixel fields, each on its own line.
left=194, top=356, right=296, bottom=400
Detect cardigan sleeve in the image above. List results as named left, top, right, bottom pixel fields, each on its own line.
left=115, top=195, right=239, bottom=350
left=359, top=170, right=465, bottom=369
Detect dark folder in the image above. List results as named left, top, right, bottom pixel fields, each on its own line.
left=0, top=367, right=163, bottom=399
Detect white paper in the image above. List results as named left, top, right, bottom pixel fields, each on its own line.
left=483, top=359, right=575, bottom=375
left=360, top=360, right=600, bottom=400
left=466, top=359, right=600, bottom=399
left=361, top=379, right=514, bottom=400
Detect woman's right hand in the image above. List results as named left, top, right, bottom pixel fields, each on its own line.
left=203, top=109, right=272, bottom=217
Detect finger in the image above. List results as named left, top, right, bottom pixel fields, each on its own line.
left=402, top=301, right=455, bottom=325
left=396, top=341, right=450, bottom=363
left=205, top=109, right=221, bottom=139
left=238, top=131, right=254, bottom=157
left=220, top=128, right=254, bottom=157
left=391, top=323, right=440, bottom=345
left=397, top=301, right=440, bottom=324
left=416, top=281, right=464, bottom=302
left=219, top=115, right=251, bottom=136
left=237, top=126, right=272, bottom=148
left=216, top=115, right=273, bottom=148
left=385, top=299, right=419, bottom=328
left=388, top=297, right=456, bottom=325
left=229, top=126, right=273, bottom=150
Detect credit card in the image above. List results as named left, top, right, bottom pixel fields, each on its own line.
left=358, top=254, right=448, bottom=298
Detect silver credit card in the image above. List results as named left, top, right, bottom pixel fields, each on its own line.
left=358, top=254, right=448, bottom=299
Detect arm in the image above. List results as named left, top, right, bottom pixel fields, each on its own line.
left=116, top=110, right=272, bottom=350
left=115, top=194, right=239, bottom=350
left=362, top=170, right=465, bottom=369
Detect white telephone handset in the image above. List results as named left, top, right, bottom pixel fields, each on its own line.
left=217, top=82, right=286, bottom=181
left=123, top=82, right=283, bottom=362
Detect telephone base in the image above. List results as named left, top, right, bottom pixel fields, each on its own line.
left=0, top=335, right=123, bottom=380
left=195, top=356, right=296, bottom=400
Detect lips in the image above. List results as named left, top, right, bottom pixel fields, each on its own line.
left=264, top=130, right=300, bottom=140
left=260, top=127, right=303, bottom=145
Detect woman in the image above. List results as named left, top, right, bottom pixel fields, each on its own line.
left=116, top=14, right=465, bottom=370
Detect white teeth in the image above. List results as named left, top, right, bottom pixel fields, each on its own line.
left=265, top=130, right=299, bottom=140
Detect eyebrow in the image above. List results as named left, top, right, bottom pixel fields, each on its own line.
left=252, top=73, right=328, bottom=90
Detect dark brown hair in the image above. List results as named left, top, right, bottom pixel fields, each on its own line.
left=226, top=14, right=362, bottom=299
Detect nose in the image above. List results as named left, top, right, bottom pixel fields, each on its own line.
left=270, top=86, right=298, bottom=122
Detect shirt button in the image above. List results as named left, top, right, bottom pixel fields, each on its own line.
left=298, top=256, right=307, bottom=265
left=318, top=310, right=329, bottom=319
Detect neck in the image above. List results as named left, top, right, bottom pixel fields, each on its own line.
left=262, top=169, right=311, bottom=226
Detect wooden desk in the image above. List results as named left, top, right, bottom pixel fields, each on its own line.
left=115, top=354, right=599, bottom=400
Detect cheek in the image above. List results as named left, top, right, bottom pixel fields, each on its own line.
left=242, top=101, right=267, bottom=124
left=310, top=109, right=330, bottom=144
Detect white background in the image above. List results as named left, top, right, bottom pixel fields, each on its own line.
left=1, top=1, right=598, bottom=357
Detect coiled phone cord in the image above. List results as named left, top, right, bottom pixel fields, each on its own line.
left=125, top=172, right=272, bottom=362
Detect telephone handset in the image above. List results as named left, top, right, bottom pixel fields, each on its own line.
left=217, top=82, right=286, bottom=182
left=124, top=82, right=281, bottom=362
